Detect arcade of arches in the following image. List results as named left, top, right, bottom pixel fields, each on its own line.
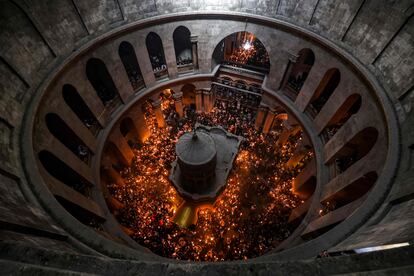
left=1, top=2, right=413, bottom=274
left=32, top=28, right=388, bottom=260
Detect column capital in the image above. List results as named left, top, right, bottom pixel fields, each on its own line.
left=258, top=103, right=269, bottom=111
left=190, top=35, right=198, bottom=43
left=287, top=51, right=299, bottom=63
left=268, top=108, right=278, bottom=115
left=173, top=91, right=183, bottom=100
left=151, top=99, right=162, bottom=108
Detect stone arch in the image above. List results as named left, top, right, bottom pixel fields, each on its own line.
left=181, top=83, right=196, bottom=108
left=38, top=150, right=91, bottom=195
left=45, top=113, right=91, bottom=163
left=321, top=172, right=378, bottom=210
left=235, top=79, right=248, bottom=89
left=62, top=84, right=101, bottom=136
left=211, top=31, right=270, bottom=72
left=283, top=48, right=315, bottom=98
left=322, top=93, right=362, bottom=140
left=86, top=58, right=121, bottom=106
left=146, top=32, right=168, bottom=79
left=118, top=41, right=144, bottom=91
left=173, top=26, right=192, bottom=66
left=310, top=68, right=341, bottom=114
left=327, top=127, right=379, bottom=174
left=104, top=141, right=128, bottom=171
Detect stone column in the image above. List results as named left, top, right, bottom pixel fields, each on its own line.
left=277, top=124, right=301, bottom=146
left=254, top=104, right=268, bottom=131
left=129, top=104, right=150, bottom=142
left=286, top=142, right=309, bottom=168
left=190, top=35, right=199, bottom=70
left=279, top=52, right=298, bottom=90
left=163, top=38, right=178, bottom=79
left=102, top=157, right=125, bottom=183
left=262, top=109, right=276, bottom=134
left=106, top=195, right=125, bottom=212
left=203, top=89, right=213, bottom=112
left=152, top=99, right=165, bottom=128
left=195, top=90, right=203, bottom=112
left=173, top=91, right=184, bottom=117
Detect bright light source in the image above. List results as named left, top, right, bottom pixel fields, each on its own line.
left=242, top=41, right=252, bottom=50
left=354, top=242, right=410, bottom=254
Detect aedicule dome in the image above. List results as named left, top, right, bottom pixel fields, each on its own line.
left=176, top=131, right=216, bottom=166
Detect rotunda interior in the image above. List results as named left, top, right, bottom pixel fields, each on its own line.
left=0, top=0, right=413, bottom=274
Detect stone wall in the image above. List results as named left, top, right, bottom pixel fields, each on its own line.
left=0, top=0, right=413, bottom=268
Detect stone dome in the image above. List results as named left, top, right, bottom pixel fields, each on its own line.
left=176, top=131, right=216, bottom=166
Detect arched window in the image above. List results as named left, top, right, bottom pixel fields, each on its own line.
left=146, top=32, right=168, bottom=79
left=38, top=150, right=92, bottom=195
left=62, top=84, right=101, bottom=136
left=321, top=172, right=377, bottom=210
left=310, top=68, right=341, bottom=114
left=118, top=41, right=144, bottom=91
left=39, top=150, right=103, bottom=226
left=45, top=113, right=92, bottom=163
left=173, top=26, right=193, bottom=72
left=322, top=94, right=362, bottom=141
left=328, top=127, right=379, bottom=174
left=181, top=83, right=196, bottom=109
left=283, top=49, right=315, bottom=98
left=211, top=32, right=270, bottom=73
left=86, top=58, right=121, bottom=106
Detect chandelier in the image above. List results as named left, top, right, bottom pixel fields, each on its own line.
left=228, top=32, right=257, bottom=65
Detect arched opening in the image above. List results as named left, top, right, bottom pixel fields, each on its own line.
left=219, top=76, right=233, bottom=85
left=38, top=150, right=92, bottom=195
left=45, top=113, right=91, bottom=163
left=328, top=127, right=379, bottom=174
left=309, top=68, right=341, bottom=114
left=146, top=32, right=168, bottom=79
left=54, top=195, right=104, bottom=227
left=248, top=83, right=262, bottom=94
left=322, top=172, right=377, bottom=210
left=120, top=117, right=139, bottom=148
left=271, top=113, right=289, bottom=132
left=86, top=58, right=121, bottom=107
left=104, top=142, right=128, bottom=172
left=235, top=79, right=247, bottom=90
left=181, top=83, right=196, bottom=111
left=282, top=48, right=315, bottom=99
left=173, top=26, right=193, bottom=72
left=293, top=175, right=316, bottom=200
left=62, top=84, right=101, bottom=136
left=211, top=32, right=270, bottom=73
left=322, top=94, right=362, bottom=141
left=119, top=41, right=144, bottom=91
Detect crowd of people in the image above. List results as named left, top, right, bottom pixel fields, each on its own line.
left=107, top=91, right=313, bottom=261
left=126, top=69, right=145, bottom=91
left=176, top=56, right=193, bottom=66
left=225, top=37, right=270, bottom=72
left=150, top=55, right=168, bottom=77
left=287, top=72, right=308, bottom=93
left=213, top=84, right=262, bottom=110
